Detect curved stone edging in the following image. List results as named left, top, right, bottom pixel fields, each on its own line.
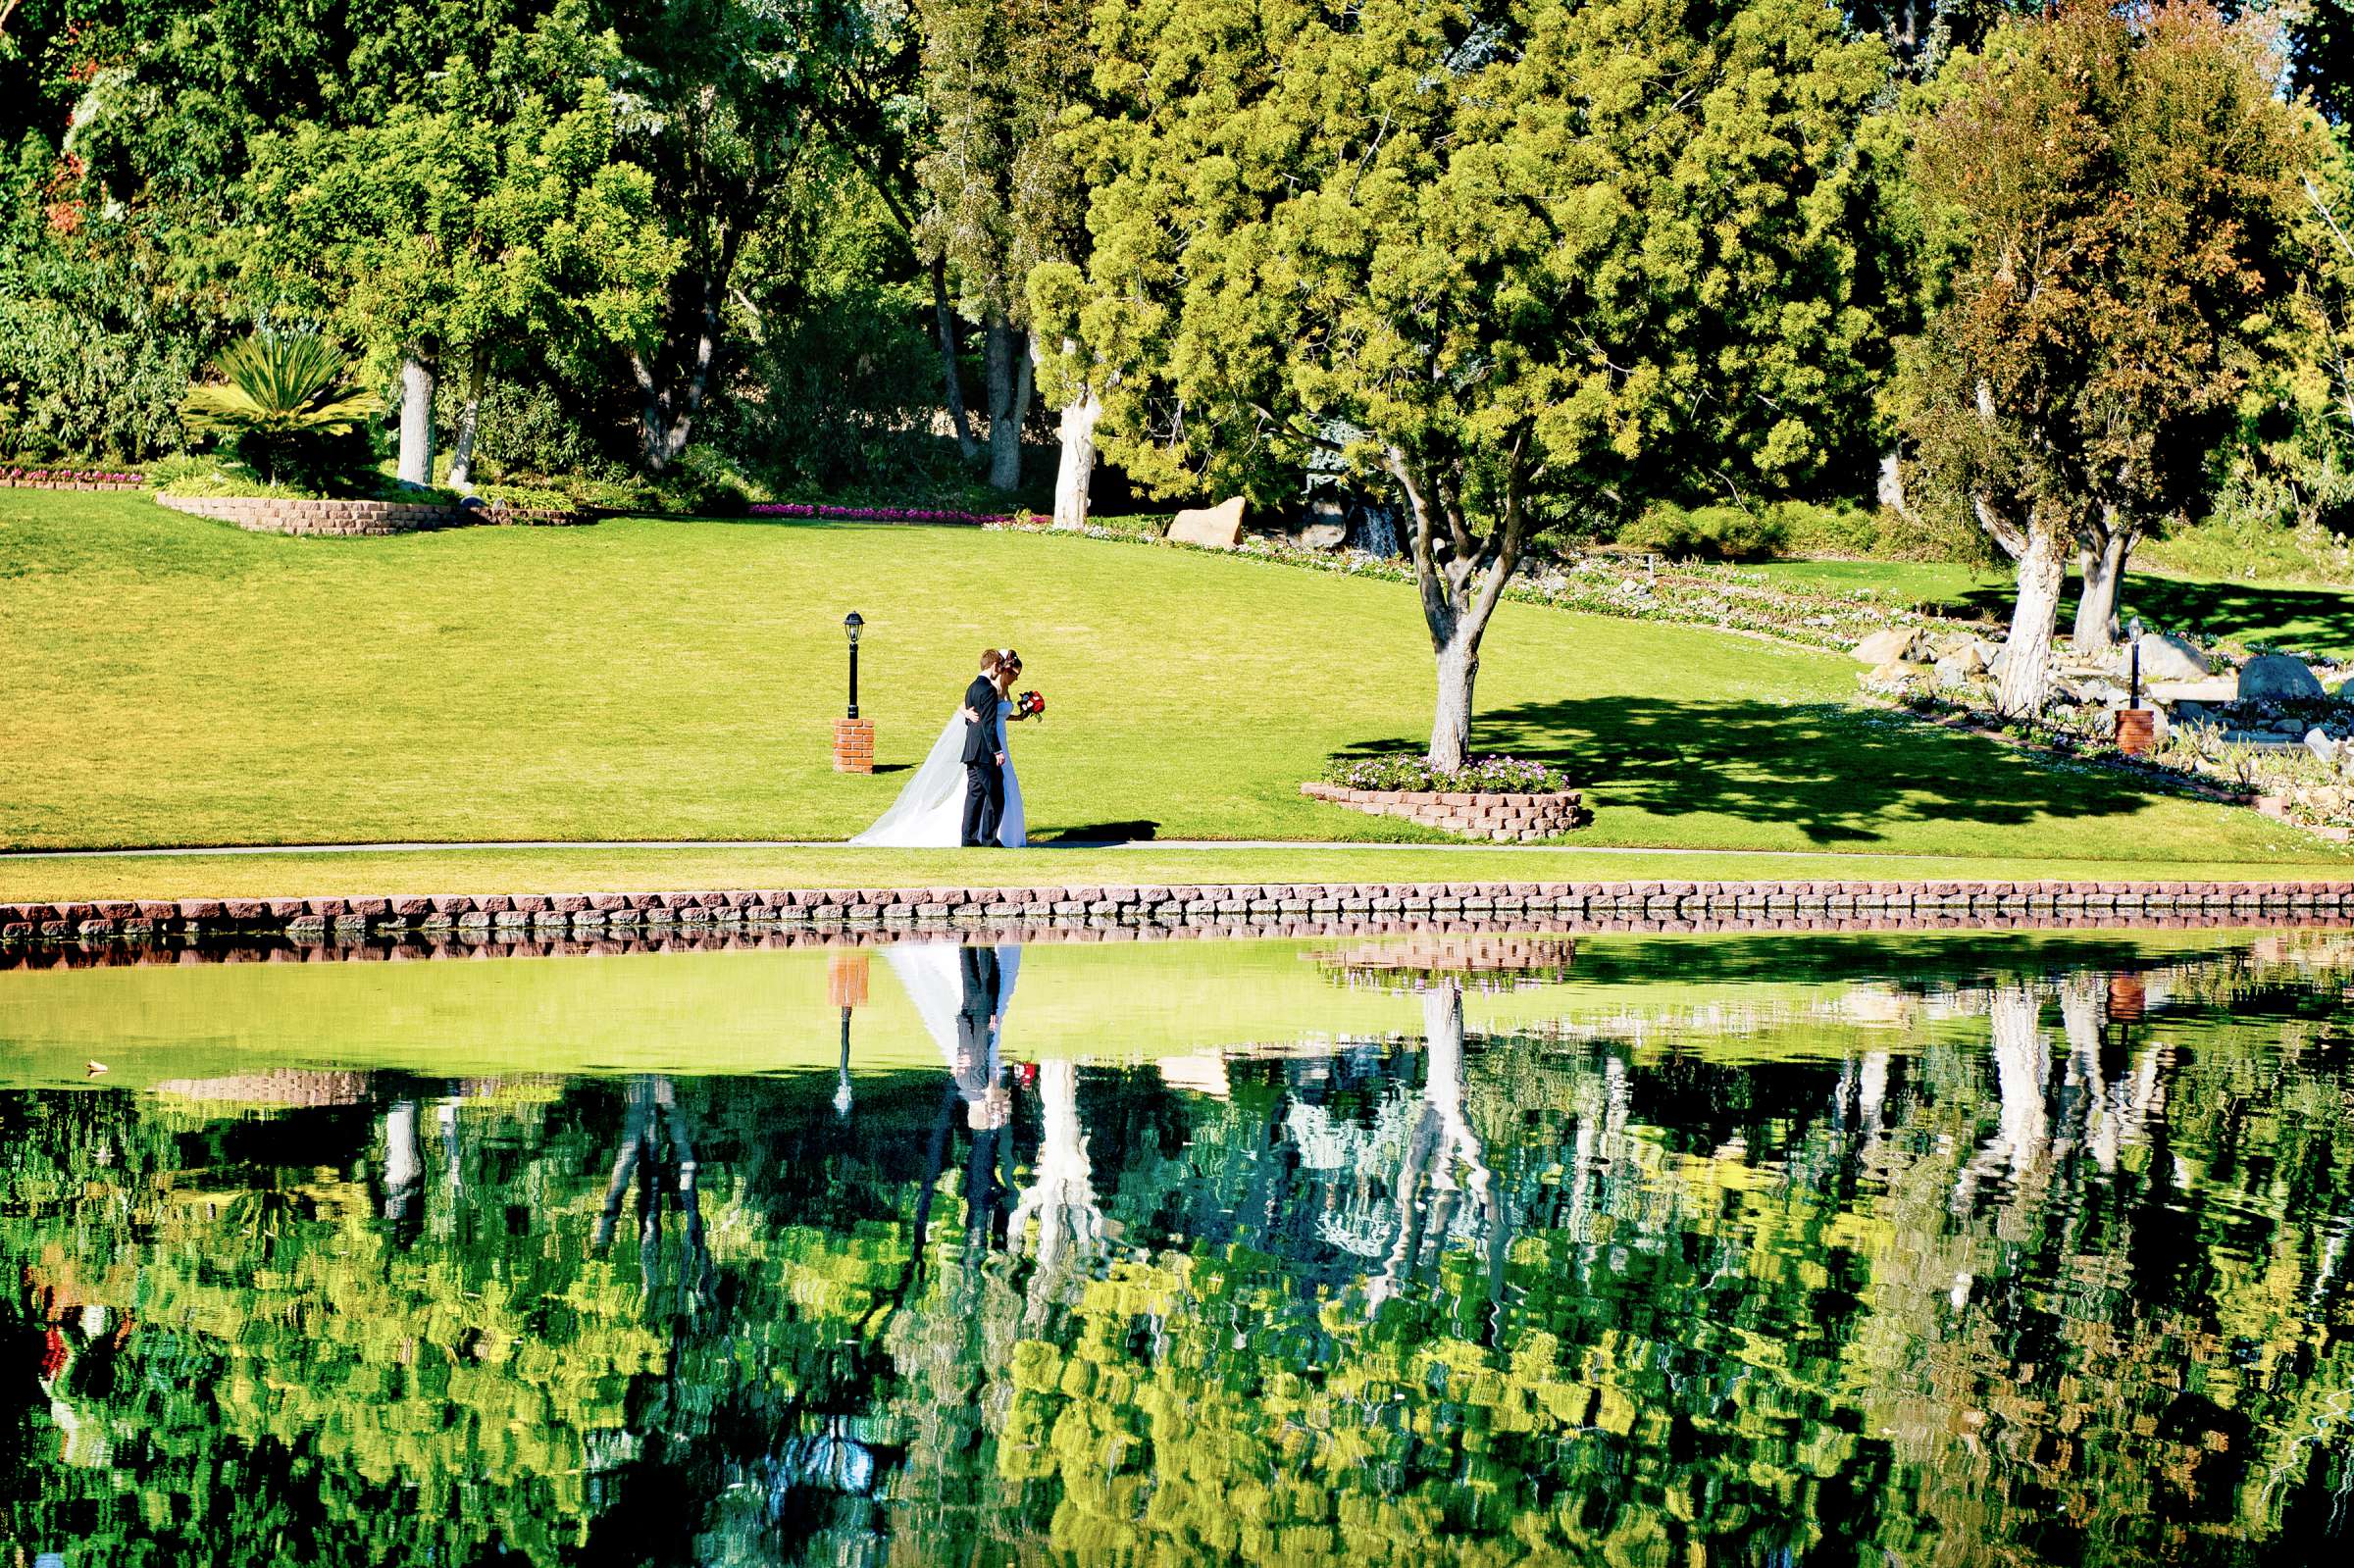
left=1303, top=782, right=1592, bottom=841
left=157, top=491, right=589, bottom=536
left=4, top=876, right=2350, bottom=947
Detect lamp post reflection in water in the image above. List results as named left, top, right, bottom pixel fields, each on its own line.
left=829, top=949, right=870, bottom=1117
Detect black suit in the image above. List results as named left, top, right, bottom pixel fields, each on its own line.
left=959, top=674, right=1005, bottom=847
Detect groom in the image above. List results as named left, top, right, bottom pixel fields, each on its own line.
left=958, top=648, right=1008, bottom=847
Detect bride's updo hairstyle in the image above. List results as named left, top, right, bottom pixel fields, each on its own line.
left=999, top=648, right=1021, bottom=676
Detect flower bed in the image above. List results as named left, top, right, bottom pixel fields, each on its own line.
left=3, top=466, right=144, bottom=490
left=749, top=502, right=1013, bottom=526
left=1324, top=752, right=1568, bottom=794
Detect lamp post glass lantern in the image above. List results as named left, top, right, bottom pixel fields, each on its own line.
left=843, top=612, right=864, bottom=719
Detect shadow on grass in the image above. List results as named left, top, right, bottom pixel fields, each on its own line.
left=1949, top=576, right=2354, bottom=656
left=1032, top=820, right=1161, bottom=845
left=1343, top=697, right=2181, bottom=846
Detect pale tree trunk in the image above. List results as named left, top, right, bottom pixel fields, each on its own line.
left=1976, top=489, right=2064, bottom=717
left=396, top=351, right=436, bottom=487
left=2072, top=518, right=2131, bottom=656
left=1876, top=450, right=1909, bottom=518
left=1032, top=335, right=1100, bottom=530
left=933, top=257, right=979, bottom=461
left=1385, top=444, right=1531, bottom=772
left=445, top=358, right=487, bottom=490
left=983, top=314, right=1027, bottom=492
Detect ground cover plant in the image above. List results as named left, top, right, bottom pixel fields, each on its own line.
left=2, top=489, right=2338, bottom=870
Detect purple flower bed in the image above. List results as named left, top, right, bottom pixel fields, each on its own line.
left=1324, top=753, right=1570, bottom=794
left=2, top=467, right=146, bottom=485
left=747, top=502, right=1013, bottom=526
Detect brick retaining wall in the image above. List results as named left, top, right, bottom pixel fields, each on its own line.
left=1302, top=783, right=1593, bottom=841
left=156, top=492, right=589, bottom=535
left=5, top=877, right=2351, bottom=948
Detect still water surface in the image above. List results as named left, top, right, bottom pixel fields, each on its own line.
left=4, top=929, right=2353, bottom=1565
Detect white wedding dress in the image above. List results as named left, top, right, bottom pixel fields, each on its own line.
left=850, top=699, right=1026, bottom=847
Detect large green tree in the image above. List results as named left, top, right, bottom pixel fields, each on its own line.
left=243, top=11, right=677, bottom=486
left=1903, top=1, right=2316, bottom=707
left=1052, top=0, right=1893, bottom=769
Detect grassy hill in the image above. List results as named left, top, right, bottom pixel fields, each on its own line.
left=0, top=488, right=2336, bottom=868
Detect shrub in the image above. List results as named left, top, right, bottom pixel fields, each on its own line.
left=1617, top=502, right=1788, bottom=562
left=0, top=291, right=201, bottom=462
left=1323, top=753, right=1569, bottom=793
left=180, top=332, right=380, bottom=490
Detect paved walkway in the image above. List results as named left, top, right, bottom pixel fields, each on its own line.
left=0, top=838, right=1844, bottom=861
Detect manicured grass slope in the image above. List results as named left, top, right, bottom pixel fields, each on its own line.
left=0, top=490, right=2332, bottom=864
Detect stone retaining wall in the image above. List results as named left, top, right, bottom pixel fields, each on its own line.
left=2, top=903, right=2346, bottom=971
left=1301, top=783, right=1593, bottom=841
left=156, top=492, right=588, bottom=535
left=6, top=877, right=2351, bottom=948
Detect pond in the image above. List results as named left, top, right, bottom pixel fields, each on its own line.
left=3, top=927, right=2352, bottom=1565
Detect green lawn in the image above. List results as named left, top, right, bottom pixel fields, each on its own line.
left=1750, top=558, right=2354, bottom=658
left=2, top=489, right=2340, bottom=871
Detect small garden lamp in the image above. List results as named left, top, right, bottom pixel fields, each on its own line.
left=843, top=611, right=865, bottom=719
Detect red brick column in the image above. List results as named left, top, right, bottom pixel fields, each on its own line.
left=833, top=718, right=876, bottom=774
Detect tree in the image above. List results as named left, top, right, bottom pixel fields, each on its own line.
left=915, top=0, right=1097, bottom=499
left=599, top=0, right=864, bottom=474
left=1903, top=2, right=2315, bottom=706
left=1055, top=0, right=1893, bottom=769
left=243, top=14, right=676, bottom=487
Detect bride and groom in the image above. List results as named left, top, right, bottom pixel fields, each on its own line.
left=851, top=647, right=1040, bottom=848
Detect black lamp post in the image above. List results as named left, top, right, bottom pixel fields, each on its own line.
left=843, top=611, right=864, bottom=718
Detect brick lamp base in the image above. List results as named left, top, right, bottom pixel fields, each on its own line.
left=833, top=718, right=876, bottom=774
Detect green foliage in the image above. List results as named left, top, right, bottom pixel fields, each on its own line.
left=1618, top=503, right=1791, bottom=564
left=179, top=329, right=380, bottom=488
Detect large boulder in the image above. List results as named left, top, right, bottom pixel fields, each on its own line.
left=2238, top=652, right=2327, bottom=703
left=2116, top=631, right=2208, bottom=683
left=1296, top=520, right=1349, bottom=550
left=1168, top=495, right=1247, bottom=549
left=2149, top=677, right=2237, bottom=706
left=1852, top=627, right=1919, bottom=666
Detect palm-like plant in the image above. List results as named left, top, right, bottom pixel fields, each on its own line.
left=181, top=331, right=380, bottom=484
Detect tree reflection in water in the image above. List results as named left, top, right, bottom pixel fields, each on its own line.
left=2, top=935, right=2352, bottom=1564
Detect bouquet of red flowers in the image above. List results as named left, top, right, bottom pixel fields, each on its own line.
left=1014, top=688, right=1047, bottom=720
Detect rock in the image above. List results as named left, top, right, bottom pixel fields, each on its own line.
left=1863, top=659, right=1929, bottom=694
left=2306, top=728, right=2348, bottom=771
left=2116, top=631, right=2208, bottom=683
left=1852, top=627, right=1919, bottom=666
left=1934, top=655, right=1983, bottom=688
left=2149, top=678, right=2238, bottom=706
left=1296, top=521, right=1349, bottom=550
left=1167, top=495, right=1247, bottom=549
left=2238, top=652, right=2327, bottom=703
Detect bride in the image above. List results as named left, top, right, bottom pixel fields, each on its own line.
left=852, top=648, right=1033, bottom=847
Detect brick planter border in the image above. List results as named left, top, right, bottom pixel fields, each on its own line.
left=6, top=877, right=2352, bottom=951
left=156, top=491, right=589, bottom=536
left=1303, top=782, right=1592, bottom=842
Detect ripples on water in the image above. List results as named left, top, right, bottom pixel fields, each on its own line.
left=2, top=929, right=2351, bottom=1565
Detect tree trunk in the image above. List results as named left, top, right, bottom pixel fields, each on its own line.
left=633, top=241, right=738, bottom=476
left=445, top=359, right=487, bottom=490
left=1386, top=446, right=1530, bottom=773
left=396, top=351, right=436, bottom=487
left=1431, top=620, right=1480, bottom=774
left=2072, top=522, right=2130, bottom=656
left=1876, top=450, right=1909, bottom=518
left=935, top=257, right=978, bottom=461
left=1035, top=336, right=1100, bottom=530
left=984, top=314, right=1026, bottom=492
left=1975, top=489, right=2065, bottom=719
